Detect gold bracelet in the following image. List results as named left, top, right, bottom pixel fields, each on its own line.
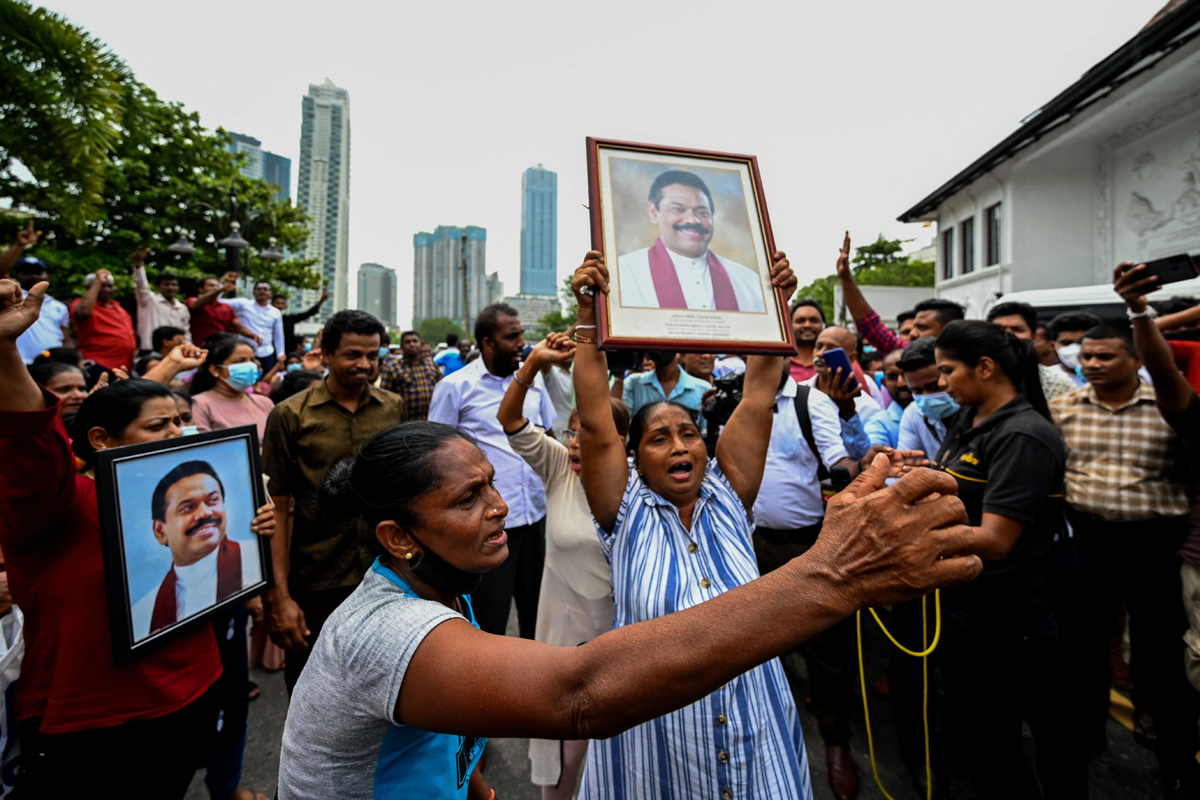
left=572, top=333, right=597, bottom=344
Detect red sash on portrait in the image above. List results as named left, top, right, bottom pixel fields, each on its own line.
left=149, top=538, right=243, bottom=633
left=647, top=237, right=740, bottom=311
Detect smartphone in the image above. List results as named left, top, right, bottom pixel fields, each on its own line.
left=819, top=347, right=858, bottom=392
left=1128, top=253, right=1198, bottom=286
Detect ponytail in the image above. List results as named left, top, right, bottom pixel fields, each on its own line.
left=936, top=320, right=1050, bottom=419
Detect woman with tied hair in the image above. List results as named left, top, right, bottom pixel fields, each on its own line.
left=272, top=250, right=984, bottom=800
left=189, top=334, right=274, bottom=440
left=0, top=279, right=275, bottom=798
left=496, top=330, right=631, bottom=799
left=930, top=319, right=1078, bottom=799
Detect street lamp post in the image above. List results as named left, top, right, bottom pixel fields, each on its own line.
left=167, top=186, right=284, bottom=272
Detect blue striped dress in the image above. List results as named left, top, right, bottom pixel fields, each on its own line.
left=579, top=462, right=812, bottom=800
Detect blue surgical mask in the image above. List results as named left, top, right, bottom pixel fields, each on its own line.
left=224, top=362, right=261, bottom=391
left=379, top=347, right=389, bottom=358
left=287, top=362, right=302, bottom=372
left=180, top=425, right=199, bottom=436
left=913, top=391, right=960, bottom=420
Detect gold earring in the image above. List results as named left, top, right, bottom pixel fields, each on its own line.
left=404, top=552, right=413, bottom=561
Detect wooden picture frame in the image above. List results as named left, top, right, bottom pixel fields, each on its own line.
left=586, top=137, right=796, bottom=355
left=94, top=426, right=272, bottom=663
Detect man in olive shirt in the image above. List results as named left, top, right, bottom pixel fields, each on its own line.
left=261, top=310, right=405, bottom=692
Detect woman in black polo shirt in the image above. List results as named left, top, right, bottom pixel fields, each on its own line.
left=932, top=320, right=1080, bottom=799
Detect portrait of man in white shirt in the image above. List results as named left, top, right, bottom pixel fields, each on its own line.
left=131, top=460, right=261, bottom=640
left=617, top=170, right=765, bottom=313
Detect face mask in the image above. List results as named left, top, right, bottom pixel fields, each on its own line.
left=406, top=529, right=482, bottom=594
left=286, top=362, right=302, bottom=372
left=180, top=425, right=200, bottom=436
left=1056, top=343, right=1081, bottom=370
left=379, top=347, right=389, bottom=358
left=913, top=391, right=960, bottom=420
left=224, top=362, right=261, bottom=391
left=303, top=343, right=312, bottom=352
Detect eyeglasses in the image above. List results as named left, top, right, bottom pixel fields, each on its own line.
left=560, top=428, right=579, bottom=443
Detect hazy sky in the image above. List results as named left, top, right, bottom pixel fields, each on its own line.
left=45, top=0, right=1168, bottom=328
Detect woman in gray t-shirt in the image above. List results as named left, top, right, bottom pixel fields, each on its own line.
left=277, top=255, right=983, bottom=800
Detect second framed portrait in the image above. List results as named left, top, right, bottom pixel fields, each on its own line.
left=94, top=426, right=272, bottom=663
left=586, top=137, right=796, bottom=354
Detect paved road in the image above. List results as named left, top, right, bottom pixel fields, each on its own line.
left=189, top=610, right=1160, bottom=799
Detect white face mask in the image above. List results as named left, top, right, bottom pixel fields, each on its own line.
left=1056, top=342, right=1081, bottom=370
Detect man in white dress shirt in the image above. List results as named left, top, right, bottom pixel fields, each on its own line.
left=427, top=303, right=557, bottom=637
left=226, top=281, right=285, bottom=372
left=132, top=461, right=261, bottom=640
left=618, top=170, right=765, bottom=312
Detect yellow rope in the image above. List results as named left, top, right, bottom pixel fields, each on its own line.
left=856, top=590, right=939, bottom=800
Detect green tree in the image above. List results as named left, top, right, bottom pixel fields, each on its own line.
left=2, top=82, right=317, bottom=300
left=416, top=317, right=467, bottom=346
left=0, top=0, right=139, bottom=234
left=538, top=275, right=578, bottom=333
left=792, top=233, right=934, bottom=320
left=791, top=275, right=838, bottom=322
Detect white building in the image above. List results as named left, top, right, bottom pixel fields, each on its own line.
left=899, top=0, right=1200, bottom=319
left=297, top=79, right=351, bottom=324
left=358, top=263, right=397, bottom=328
left=412, top=226, right=504, bottom=331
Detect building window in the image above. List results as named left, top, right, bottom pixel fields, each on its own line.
left=942, top=229, right=954, bottom=280
left=985, top=203, right=1001, bottom=266
left=960, top=217, right=975, bottom=274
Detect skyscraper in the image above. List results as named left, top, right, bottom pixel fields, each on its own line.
left=357, top=263, right=397, bottom=328
left=297, top=79, right=351, bottom=323
left=227, top=132, right=291, bottom=203
left=520, top=164, right=557, bottom=296
left=412, top=226, right=503, bottom=330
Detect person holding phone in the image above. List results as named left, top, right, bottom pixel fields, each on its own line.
left=931, top=320, right=1081, bottom=799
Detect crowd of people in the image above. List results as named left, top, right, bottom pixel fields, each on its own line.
left=0, top=215, right=1198, bottom=800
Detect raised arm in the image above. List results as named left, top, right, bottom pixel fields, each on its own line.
left=715, top=253, right=794, bottom=509
left=289, top=288, right=328, bottom=324
left=0, top=280, right=49, bottom=412
left=572, top=252, right=632, bottom=533
left=141, top=343, right=208, bottom=386
left=1115, top=261, right=1195, bottom=413
left=396, top=457, right=981, bottom=740
left=835, top=233, right=906, bottom=353
left=131, top=248, right=152, bottom=307
left=187, top=271, right=239, bottom=310
left=74, top=268, right=110, bottom=321
left=498, top=332, right=575, bottom=433
left=0, top=222, right=42, bottom=280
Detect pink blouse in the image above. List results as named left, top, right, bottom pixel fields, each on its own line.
left=191, top=391, right=274, bottom=442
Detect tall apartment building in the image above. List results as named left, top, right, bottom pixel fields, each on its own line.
left=520, top=164, right=557, bottom=296
left=412, top=226, right=504, bottom=331
left=357, top=263, right=397, bottom=328
left=227, top=132, right=291, bottom=203
left=297, top=79, right=351, bottom=323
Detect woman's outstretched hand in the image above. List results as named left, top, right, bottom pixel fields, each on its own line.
left=808, top=452, right=981, bottom=610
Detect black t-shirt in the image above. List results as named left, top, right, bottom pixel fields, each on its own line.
left=1161, top=393, right=1200, bottom=567
left=933, top=395, right=1067, bottom=613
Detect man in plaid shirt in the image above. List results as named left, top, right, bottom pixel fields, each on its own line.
left=379, top=330, right=442, bottom=420
left=1051, top=323, right=1199, bottom=795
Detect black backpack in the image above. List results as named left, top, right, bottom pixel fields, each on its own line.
left=792, top=384, right=830, bottom=481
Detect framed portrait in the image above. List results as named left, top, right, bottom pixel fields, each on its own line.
left=94, top=426, right=272, bottom=663
left=586, top=137, right=797, bottom=354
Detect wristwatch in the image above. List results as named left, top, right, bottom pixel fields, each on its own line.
left=1126, top=305, right=1159, bottom=321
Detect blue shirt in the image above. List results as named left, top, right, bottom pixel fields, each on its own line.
left=865, top=401, right=905, bottom=448
left=434, top=349, right=466, bottom=375
left=581, top=462, right=812, bottom=800
left=897, top=401, right=947, bottom=458
left=622, top=365, right=711, bottom=415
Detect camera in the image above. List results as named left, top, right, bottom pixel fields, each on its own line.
left=702, top=372, right=744, bottom=456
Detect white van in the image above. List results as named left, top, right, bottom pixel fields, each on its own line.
left=993, top=278, right=1200, bottom=323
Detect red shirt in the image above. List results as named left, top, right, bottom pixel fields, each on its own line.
left=0, top=396, right=221, bottom=733
left=189, top=299, right=236, bottom=349
left=68, top=298, right=136, bottom=371
left=789, top=358, right=816, bottom=383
